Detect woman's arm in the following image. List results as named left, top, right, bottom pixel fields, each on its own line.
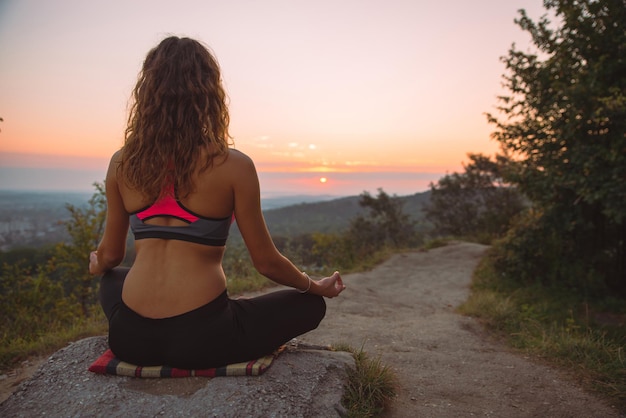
left=89, top=152, right=129, bottom=275
left=231, top=151, right=345, bottom=298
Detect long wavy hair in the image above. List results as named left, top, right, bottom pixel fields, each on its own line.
left=120, top=36, right=231, bottom=200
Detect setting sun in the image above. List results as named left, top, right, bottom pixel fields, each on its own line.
left=319, top=177, right=328, bottom=184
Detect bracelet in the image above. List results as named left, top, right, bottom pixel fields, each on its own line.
left=298, top=272, right=312, bottom=293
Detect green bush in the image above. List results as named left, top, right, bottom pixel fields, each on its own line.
left=424, top=153, right=526, bottom=244
left=492, top=208, right=611, bottom=297
left=0, top=262, right=88, bottom=368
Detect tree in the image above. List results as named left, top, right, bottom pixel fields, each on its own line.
left=347, top=189, right=416, bottom=254
left=52, top=182, right=107, bottom=315
left=486, top=0, right=626, bottom=293
left=424, top=153, right=526, bottom=242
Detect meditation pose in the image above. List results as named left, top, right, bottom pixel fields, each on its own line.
left=89, top=36, right=345, bottom=369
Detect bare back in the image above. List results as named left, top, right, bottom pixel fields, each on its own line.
left=116, top=148, right=243, bottom=319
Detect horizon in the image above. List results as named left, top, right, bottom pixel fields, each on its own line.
left=0, top=164, right=440, bottom=198
left=0, top=183, right=430, bottom=201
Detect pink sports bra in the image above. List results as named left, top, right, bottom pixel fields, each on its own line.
left=129, top=191, right=232, bottom=246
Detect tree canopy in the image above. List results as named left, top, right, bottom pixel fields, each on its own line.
left=487, top=0, right=625, bottom=293
left=424, top=153, right=526, bottom=242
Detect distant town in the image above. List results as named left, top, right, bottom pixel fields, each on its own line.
left=0, top=191, right=93, bottom=250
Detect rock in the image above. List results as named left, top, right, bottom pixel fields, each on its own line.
left=0, top=336, right=354, bottom=417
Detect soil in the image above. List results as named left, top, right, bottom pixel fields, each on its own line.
left=1, top=241, right=623, bottom=417
left=0, top=358, right=46, bottom=405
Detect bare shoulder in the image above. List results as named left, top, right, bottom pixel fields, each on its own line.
left=225, top=148, right=256, bottom=173
left=104, top=150, right=124, bottom=181
left=227, top=148, right=253, bottom=164
left=107, top=149, right=123, bottom=168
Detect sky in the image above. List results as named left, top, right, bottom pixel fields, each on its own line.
left=0, top=0, right=546, bottom=197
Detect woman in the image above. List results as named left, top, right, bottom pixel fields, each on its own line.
left=89, top=36, right=345, bottom=369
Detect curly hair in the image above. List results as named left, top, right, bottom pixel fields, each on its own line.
left=120, top=36, right=231, bottom=200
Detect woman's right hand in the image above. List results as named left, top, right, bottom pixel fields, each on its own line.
left=88, top=250, right=100, bottom=275
left=312, top=271, right=345, bottom=298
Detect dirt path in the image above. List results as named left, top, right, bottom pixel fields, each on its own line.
left=301, top=242, right=622, bottom=417
left=1, top=242, right=623, bottom=416
left=0, top=358, right=46, bottom=404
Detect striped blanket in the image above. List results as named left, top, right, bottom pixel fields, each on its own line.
left=88, top=348, right=283, bottom=378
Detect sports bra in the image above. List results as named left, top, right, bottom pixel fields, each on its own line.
left=129, top=190, right=232, bottom=246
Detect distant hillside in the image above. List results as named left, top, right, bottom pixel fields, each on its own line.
left=260, top=194, right=338, bottom=210
left=230, top=190, right=431, bottom=241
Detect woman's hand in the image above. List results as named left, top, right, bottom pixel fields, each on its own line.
left=89, top=251, right=100, bottom=275
left=311, top=271, right=345, bottom=298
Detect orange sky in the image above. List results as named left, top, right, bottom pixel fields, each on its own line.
left=0, top=0, right=545, bottom=195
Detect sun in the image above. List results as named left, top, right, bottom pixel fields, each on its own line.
left=319, top=177, right=328, bottom=184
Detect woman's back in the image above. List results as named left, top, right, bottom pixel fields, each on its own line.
left=117, top=147, right=240, bottom=319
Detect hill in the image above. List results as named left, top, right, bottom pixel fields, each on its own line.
left=230, top=190, right=431, bottom=241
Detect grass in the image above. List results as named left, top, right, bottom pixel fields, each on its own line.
left=0, top=315, right=108, bottom=371
left=333, top=343, right=397, bottom=417
left=226, top=272, right=275, bottom=296
left=420, top=237, right=451, bottom=251
left=458, top=253, right=626, bottom=412
left=337, top=247, right=396, bottom=275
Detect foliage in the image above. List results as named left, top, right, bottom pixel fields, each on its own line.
left=0, top=185, right=107, bottom=370
left=272, top=233, right=317, bottom=268
left=459, top=251, right=626, bottom=411
left=0, top=246, right=56, bottom=269
left=52, top=182, right=107, bottom=314
left=222, top=244, right=273, bottom=295
left=0, top=261, right=86, bottom=368
left=492, top=208, right=614, bottom=296
left=424, top=153, right=526, bottom=243
left=335, top=343, right=397, bottom=418
left=307, top=189, right=421, bottom=271
left=311, top=232, right=355, bottom=271
left=345, top=189, right=418, bottom=257
left=485, top=0, right=626, bottom=293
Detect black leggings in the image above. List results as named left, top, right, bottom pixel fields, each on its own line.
left=99, top=267, right=326, bottom=369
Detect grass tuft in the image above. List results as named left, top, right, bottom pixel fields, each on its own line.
left=334, top=343, right=397, bottom=417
